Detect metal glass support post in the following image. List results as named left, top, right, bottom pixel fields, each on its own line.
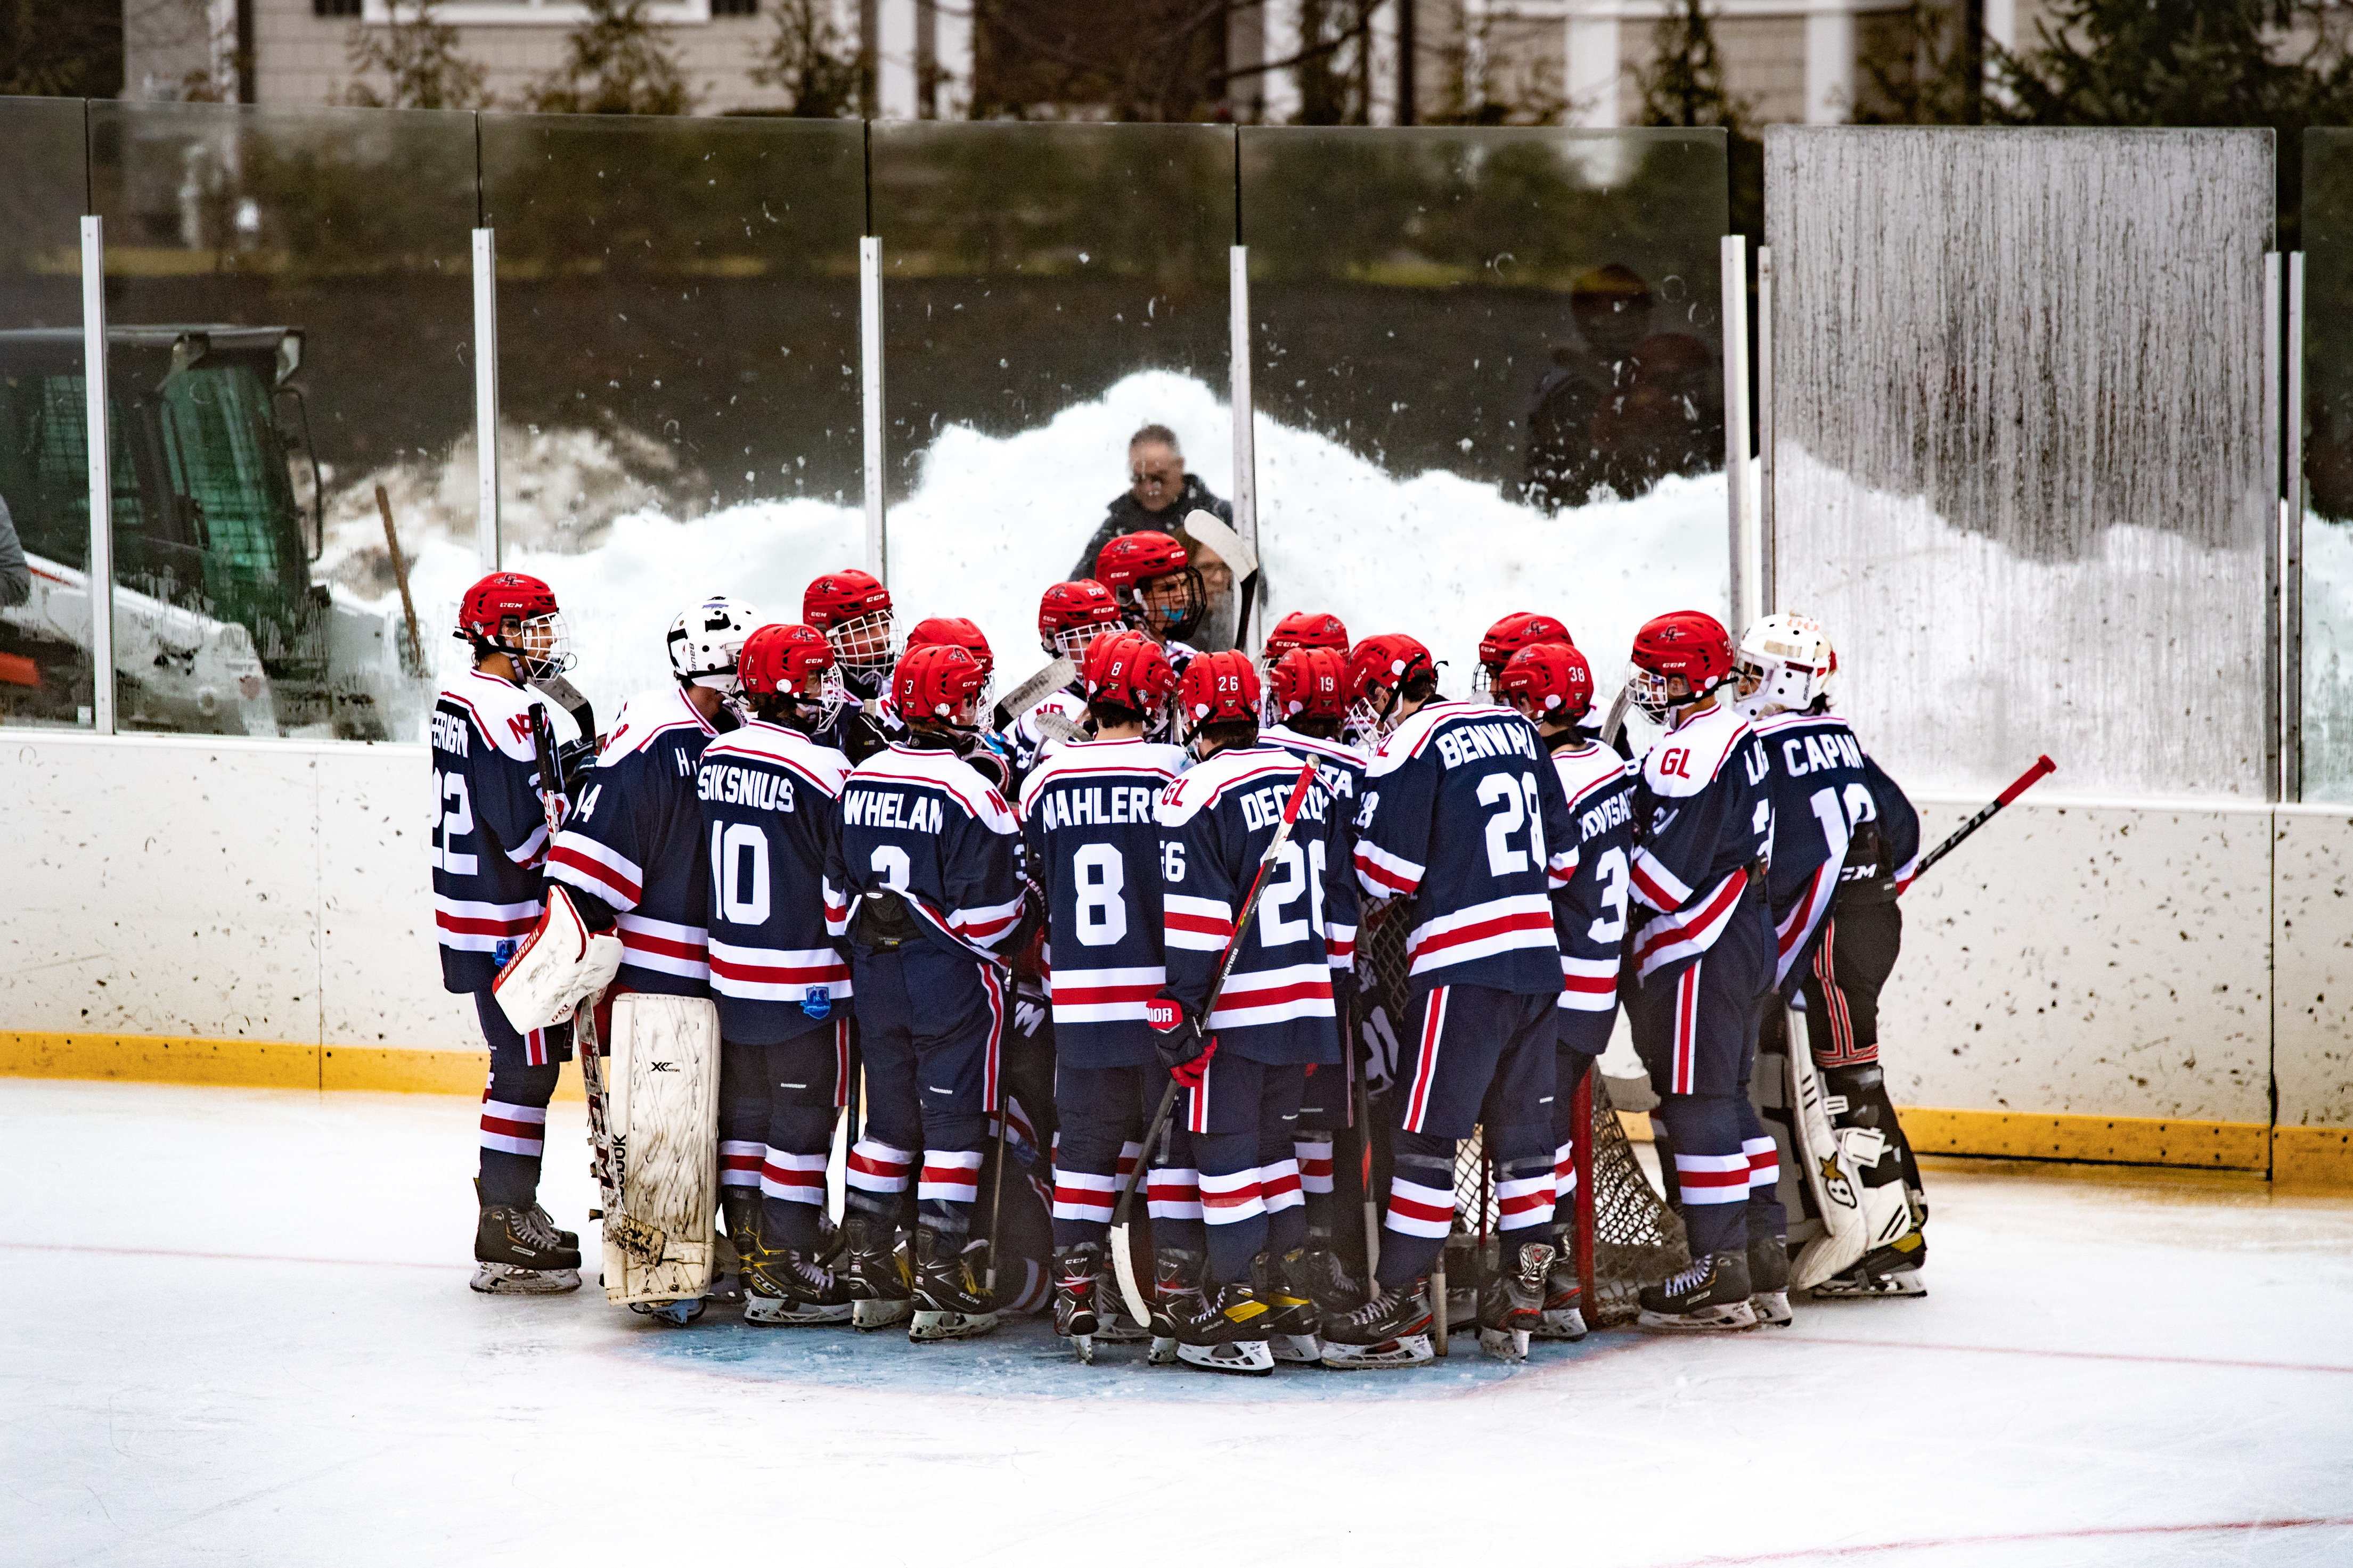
left=471, top=228, right=501, bottom=573
left=1230, top=243, right=1259, bottom=650
left=861, top=236, right=886, bottom=582
left=1756, top=243, right=1775, bottom=616
left=2264, top=252, right=2282, bottom=803
left=80, top=216, right=114, bottom=735
left=2286, top=251, right=2306, bottom=803
left=1720, top=233, right=1752, bottom=633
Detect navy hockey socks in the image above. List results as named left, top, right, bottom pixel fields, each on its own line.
left=478, top=1062, right=560, bottom=1209
left=1652, top=1093, right=1750, bottom=1258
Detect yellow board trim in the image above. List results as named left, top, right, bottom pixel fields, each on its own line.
left=2, top=1031, right=2341, bottom=1186
left=1896, top=1106, right=2272, bottom=1170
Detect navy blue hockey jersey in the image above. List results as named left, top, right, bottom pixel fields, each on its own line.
left=826, top=741, right=1025, bottom=960
left=1017, top=736, right=1186, bottom=1068
left=1628, top=701, right=1773, bottom=984
left=547, top=685, right=721, bottom=995
left=1353, top=701, right=1574, bottom=996
left=1156, top=746, right=1355, bottom=1065
left=1261, top=723, right=1366, bottom=856
left=430, top=668, right=563, bottom=993
left=696, top=721, right=856, bottom=1043
left=1749, top=708, right=1922, bottom=986
left=1548, top=737, right=1639, bottom=1014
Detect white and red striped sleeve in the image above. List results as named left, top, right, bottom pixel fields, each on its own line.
left=547, top=830, right=644, bottom=912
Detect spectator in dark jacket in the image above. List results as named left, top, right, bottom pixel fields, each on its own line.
left=1068, top=423, right=1234, bottom=583
left=0, top=495, right=29, bottom=608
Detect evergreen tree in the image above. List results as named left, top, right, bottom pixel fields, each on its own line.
left=1638, top=0, right=1759, bottom=237
left=749, top=0, right=863, bottom=118
left=339, top=0, right=492, bottom=111
left=527, top=0, right=695, bottom=116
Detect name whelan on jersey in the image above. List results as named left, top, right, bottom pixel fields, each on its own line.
left=839, top=789, right=949, bottom=834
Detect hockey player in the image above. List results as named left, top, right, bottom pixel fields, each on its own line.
left=1734, top=614, right=1927, bottom=1296
left=697, top=622, right=859, bottom=1326
left=1328, top=635, right=1575, bottom=1367
left=1260, top=609, right=1351, bottom=674
left=545, top=595, right=762, bottom=1323
left=1099, top=530, right=1207, bottom=654
left=826, top=642, right=1027, bottom=1341
left=1472, top=611, right=1573, bottom=701
left=1493, top=640, right=1636, bottom=1342
left=1259, top=645, right=1367, bottom=1306
left=802, top=569, right=896, bottom=762
left=1018, top=631, right=1184, bottom=1360
left=1621, top=610, right=1783, bottom=1331
left=1151, top=651, right=1357, bottom=1373
left=435, top=572, right=585, bottom=1294
left=1012, top=579, right=1128, bottom=773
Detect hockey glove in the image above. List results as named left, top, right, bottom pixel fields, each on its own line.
left=1144, top=993, right=1215, bottom=1088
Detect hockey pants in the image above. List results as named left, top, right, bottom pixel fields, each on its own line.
left=1627, top=901, right=1782, bottom=1258
left=475, top=990, right=570, bottom=1209
left=843, top=936, right=1006, bottom=1239
left=1182, top=1052, right=1309, bottom=1287
left=1378, top=984, right=1557, bottom=1291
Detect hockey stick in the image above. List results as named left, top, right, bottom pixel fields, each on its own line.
left=985, top=1095, right=1010, bottom=1293
left=1109, top=756, right=1322, bottom=1328
left=1902, top=755, right=2055, bottom=891
left=990, top=655, right=1078, bottom=733
left=529, top=674, right=598, bottom=759
left=1355, top=1064, right=1380, bottom=1292
left=1598, top=683, right=1633, bottom=750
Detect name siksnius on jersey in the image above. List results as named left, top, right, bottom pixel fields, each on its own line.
left=698, top=762, right=797, bottom=814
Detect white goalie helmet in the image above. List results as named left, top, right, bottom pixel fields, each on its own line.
left=667, top=595, right=761, bottom=694
left=1736, top=613, right=1837, bottom=715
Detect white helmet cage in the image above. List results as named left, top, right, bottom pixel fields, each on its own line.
left=668, top=596, right=762, bottom=694
left=1736, top=613, right=1836, bottom=714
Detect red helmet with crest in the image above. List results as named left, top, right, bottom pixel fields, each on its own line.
left=1269, top=646, right=1348, bottom=721
left=1178, top=649, right=1261, bottom=730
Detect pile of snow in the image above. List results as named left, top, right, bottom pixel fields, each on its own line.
left=327, top=370, right=1728, bottom=744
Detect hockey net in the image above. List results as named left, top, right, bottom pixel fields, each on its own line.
left=1363, top=899, right=1687, bottom=1327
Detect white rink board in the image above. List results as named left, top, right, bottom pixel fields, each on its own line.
left=2, top=736, right=2349, bottom=1137
left=3, top=1080, right=2350, bottom=1566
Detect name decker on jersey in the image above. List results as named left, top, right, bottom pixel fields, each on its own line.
left=697, top=721, right=855, bottom=1030
left=1018, top=736, right=1185, bottom=1062
left=1550, top=740, right=1639, bottom=1012
left=431, top=669, right=562, bottom=992
left=1156, top=748, right=1355, bottom=1061
left=1353, top=701, right=1574, bottom=995
left=1629, top=703, right=1771, bottom=982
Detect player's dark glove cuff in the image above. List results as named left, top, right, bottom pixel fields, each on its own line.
left=1145, top=992, right=1207, bottom=1075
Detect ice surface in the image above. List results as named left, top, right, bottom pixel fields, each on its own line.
left=6, top=1078, right=2351, bottom=1566
left=332, top=371, right=1725, bottom=741
left=1767, top=128, right=2275, bottom=798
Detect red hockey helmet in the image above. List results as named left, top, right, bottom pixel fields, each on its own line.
left=1495, top=641, right=1595, bottom=724
left=738, top=622, right=835, bottom=697
left=1037, top=579, right=1125, bottom=660
left=1346, top=633, right=1436, bottom=738
left=1179, top=649, right=1261, bottom=732
left=1629, top=609, right=1736, bottom=723
left=893, top=643, right=990, bottom=724
left=1269, top=646, right=1348, bottom=721
left=1475, top=612, right=1573, bottom=695
left=1098, top=530, right=1207, bottom=642
left=802, top=569, right=894, bottom=671
left=905, top=616, right=993, bottom=680
left=1084, top=629, right=1177, bottom=716
left=1262, top=610, right=1351, bottom=663
left=456, top=571, right=573, bottom=679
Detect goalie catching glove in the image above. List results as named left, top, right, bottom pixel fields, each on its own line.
left=493, top=884, right=623, bottom=1033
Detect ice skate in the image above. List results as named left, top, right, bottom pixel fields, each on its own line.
left=1747, top=1233, right=1794, bottom=1327
left=630, top=1296, right=707, bottom=1326
left=1295, top=1241, right=1363, bottom=1317
left=1053, top=1243, right=1103, bottom=1362
left=470, top=1199, right=582, bottom=1294
left=908, top=1225, right=999, bottom=1342
left=744, top=1244, right=856, bottom=1326
left=841, top=1212, right=915, bottom=1330
left=1478, top=1237, right=1555, bottom=1361
left=1637, top=1251, right=1758, bottom=1333
left=1091, top=1259, right=1153, bottom=1343
left=710, top=1189, right=756, bottom=1307
left=1257, top=1250, right=1323, bottom=1363
left=1175, top=1280, right=1276, bottom=1375
left=1531, top=1232, right=1588, bottom=1342
left=1147, top=1248, right=1204, bottom=1367
left=1318, top=1278, right=1436, bottom=1369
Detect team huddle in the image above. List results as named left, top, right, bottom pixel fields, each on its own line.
left=428, top=519, right=1930, bottom=1374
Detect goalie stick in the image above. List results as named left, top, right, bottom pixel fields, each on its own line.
left=1903, top=755, right=2056, bottom=890
left=1109, top=756, right=1322, bottom=1329
left=990, top=655, right=1077, bottom=734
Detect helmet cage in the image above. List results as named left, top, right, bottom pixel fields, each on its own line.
left=826, top=608, right=896, bottom=675
left=485, top=609, right=574, bottom=683
left=1126, top=565, right=1208, bottom=644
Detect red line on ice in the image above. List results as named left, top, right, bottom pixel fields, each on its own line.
left=0, top=1241, right=463, bottom=1271
left=1641, top=1514, right=2353, bottom=1567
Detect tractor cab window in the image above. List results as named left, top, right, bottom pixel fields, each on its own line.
left=155, top=363, right=304, bottom=594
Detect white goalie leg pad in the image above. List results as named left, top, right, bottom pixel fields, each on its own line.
left=604, top=993, right=723, bottom=1307
left=1784, top=1001, right=1870, bottom=1292
left=494, top=885, right=624, bottom=1035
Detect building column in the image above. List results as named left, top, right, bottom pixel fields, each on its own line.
left=1261, top=0, right=1301, bottom=124
left=1369, top=0, right=1400, bottom=126
left=877, top=0, right=919, bottom=119
left=1565, top=1, right=1621, bottom=129
left=930, top=0, right=971, bottom=118
left=1803, top=0, right=1854, bottom=125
